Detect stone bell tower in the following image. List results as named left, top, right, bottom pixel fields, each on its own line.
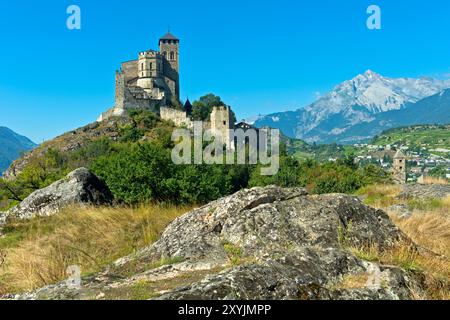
left=159, top=32, right=180, bottom=102
left=393, top=150, right=407, bottom=184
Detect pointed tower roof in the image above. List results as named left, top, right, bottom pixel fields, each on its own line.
left=160, top=32, right=179, bottom=41
left=184, top=98, right=193, bottom=115
left=394, top=150, right=406, bottom=159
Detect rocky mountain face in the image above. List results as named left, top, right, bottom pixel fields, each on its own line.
left=332, top=89, right=450, bottom=143
left=8, top=186, right=428, bottom=300
left=0, top=127, right=36, bottom=175
left=0, top=168, right=113, bottom=225
left=255, top=71, right=450, bottom=144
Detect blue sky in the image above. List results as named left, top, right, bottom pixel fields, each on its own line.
left=0, top=0, right=449, bottom=143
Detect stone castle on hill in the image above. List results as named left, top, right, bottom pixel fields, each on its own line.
left=98, top=31, right=233, bottom=139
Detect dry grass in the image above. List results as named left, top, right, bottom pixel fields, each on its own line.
left=355, top=184, right=450, bottom=299
left=389, top=212, right=450, bottom=258
left=350, top=242, right=450, bottom=300
left=388, top=211, right=450, bottom=300
left=443, top=194, right=450, bottom=208
left=419, top=176, right=449, bottom=185
left=0, top=204, right=193, bottom=295
left=331, top=273, right=370, bottom=290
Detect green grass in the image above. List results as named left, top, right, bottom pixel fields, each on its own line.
left=349, top=246, right=380, bottom=262
left=223, top=242, right=243, bottom=266
left=407, top=198, right=445, bottom=211
left=0, top=217, right=58, bottom=249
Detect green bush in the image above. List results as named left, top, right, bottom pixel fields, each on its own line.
left=90, top=142, right=251, bottom=205
left=249, top=155, right=391, bottom=195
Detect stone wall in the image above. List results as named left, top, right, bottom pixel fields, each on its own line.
left=121, top=60, right=139, bottom=83
left=160, top=107, right=193, bottom=128
left=211, top=106, right=233, bottom=146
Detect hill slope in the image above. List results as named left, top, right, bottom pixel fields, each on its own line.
left=0, top=127, right=36, bottom=175
left=373, top=125, right=450, bottom=147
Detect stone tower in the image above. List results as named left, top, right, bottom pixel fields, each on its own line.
left=114, top=70, right=126, bottom=115
left=136, top=50, right=164, bottom=97
left=159, top=32, right=180, bottom=102
left=211, top=106, right=233, bottom=147
left=393, top=150, right=407, bottom=184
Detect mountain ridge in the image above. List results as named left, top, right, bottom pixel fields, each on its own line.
left=254, top=71, right=450, bottom=144
left=0, top=127, right=37, bottom=175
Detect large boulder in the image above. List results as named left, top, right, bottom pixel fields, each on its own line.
left=4, top=168, right=113, bottom=221
left=8, top=186, right=425, bottom=300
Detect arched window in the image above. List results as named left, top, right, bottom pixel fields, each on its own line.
left=170, top=51, right=175, bottom=60
left=141, top=63, right=144, bottom=71
left=150, top=62, right=153, bottom=70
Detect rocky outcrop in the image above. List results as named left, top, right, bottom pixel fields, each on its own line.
left=398, top=184, right=450, bottom=200
left=8, top=186, right=424, bottom=300
left=3, top=168, right=113, bottom=222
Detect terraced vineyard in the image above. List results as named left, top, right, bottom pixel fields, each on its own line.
left=372, top=125, right=450, bottom=156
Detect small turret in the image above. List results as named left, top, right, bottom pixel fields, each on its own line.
left=136, top=50, right=164, bottom=95
left=183, top=98, right=193, bottom=115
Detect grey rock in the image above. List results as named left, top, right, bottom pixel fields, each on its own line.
left=113, top=186, right=403, bottom=270
left=4, top=168, right=113, bottom=222
left=8, top=186, right=423, bottom=300
left=387, top=204, right=412, bottom=219
left=398, top=184, right=450, bottom=200
left=156, top=249, right=419, bottom=300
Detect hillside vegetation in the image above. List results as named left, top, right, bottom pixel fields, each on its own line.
left=372, top=125, right=450, bottom=156
left=1, top=106, right=391, bottom=211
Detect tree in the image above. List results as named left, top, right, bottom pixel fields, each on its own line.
left=191, top=94, right=237, bottom=123
left=170, top=96, right=183, bottom=110
left=91, top=143, right=177, bottom=204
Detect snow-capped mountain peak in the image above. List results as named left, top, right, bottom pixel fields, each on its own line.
left=254, top=71, right=450, bottom=144
left=306, top=71, right=450, bottom=115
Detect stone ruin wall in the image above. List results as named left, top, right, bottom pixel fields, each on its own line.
left=160, top=107, right=193, bottom=128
